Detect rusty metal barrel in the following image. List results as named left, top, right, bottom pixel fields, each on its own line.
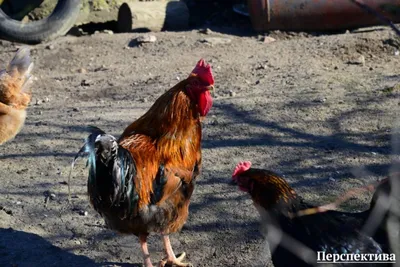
left=247, top=0, right=400, bottom=31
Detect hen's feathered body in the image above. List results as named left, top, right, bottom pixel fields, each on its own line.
left=232, top=163, right=392, bottom=267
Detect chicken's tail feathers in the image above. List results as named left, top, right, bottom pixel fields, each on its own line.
left=69, top=126, right=139, bottom=217
left=5, top=47, right=34, bottom=93
left=68, top=126, right=108, bottom=202
left=8, top=47, right=33, bottom=76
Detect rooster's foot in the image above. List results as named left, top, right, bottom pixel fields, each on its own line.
left=159, top=252, right=192, bottom=267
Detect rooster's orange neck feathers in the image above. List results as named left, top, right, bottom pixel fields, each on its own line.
left=120, top=77, right=199, bottom=141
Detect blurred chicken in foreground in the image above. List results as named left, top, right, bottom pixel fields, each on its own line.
left=0, top=48, right=33, bottom=145
left=232, top=161, right=395, bottom=267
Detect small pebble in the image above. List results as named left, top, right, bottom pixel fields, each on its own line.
left=94, top=65, right=107, bottom=72
left=201, top=37, right=231, bottom=46
left=78, top=68, right=87, bottom=74
left=79, top=210, right=88, bottom=216
left=357, top=55, right=365, bottom=65
left=229, top=90, right=236, bottom=97
left=329, top=177, right=335, bottom=182
left=395, top=50, right=399, bottom=56
left=262, top=36, right=276, bottom=44
left=348, top=55, right=365, bottom=65
left=212, top=248, right=217, bottom=257
left=50, top=193, right=56, bottom=200
left=81, top=79, right=92, bottom=86
left=45, top=44, right=54, bottom=50
left=136, top=35, right=157, bottom=44
left=199, top=28, right=212, bottom=34
left=103, top=30, right=114, bottom=35
left=313, top=98, right=326, bottom=103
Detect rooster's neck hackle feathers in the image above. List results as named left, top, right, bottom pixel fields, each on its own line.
left=118, top=77, right=202, bottom=209
left=120, top=77, right=198, bottom=140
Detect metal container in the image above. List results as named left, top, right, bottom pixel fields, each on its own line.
left=247, top=0, right=400, bottom=31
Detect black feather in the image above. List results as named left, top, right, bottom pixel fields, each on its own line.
left=262, top=198, right=387, bottom=267
left=150, top=164, right=167, bottom=204
left=71, top=126, right=140, bottom=220
left=68, top=126, right=106, bottom=201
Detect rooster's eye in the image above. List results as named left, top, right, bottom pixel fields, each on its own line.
left=191, top=80, right=200, bottom=87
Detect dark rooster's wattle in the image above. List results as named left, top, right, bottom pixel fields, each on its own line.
left=232, top=161, right=394, bottom=267
left=72, top=59, right=214, bottom=267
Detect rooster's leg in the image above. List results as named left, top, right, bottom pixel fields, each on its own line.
left=140, top=234, right=154, bottom=267
left=159, top=234, right=192, bottom=267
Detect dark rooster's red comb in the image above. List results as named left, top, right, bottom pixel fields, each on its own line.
left=232, top=161, right=252, bottom=179
left=190, top=59, right=214, bottom=85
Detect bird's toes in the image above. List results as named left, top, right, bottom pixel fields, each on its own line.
left=159, top=252, right=192, bottom=267
left=176, top=252, right=186, bottom=261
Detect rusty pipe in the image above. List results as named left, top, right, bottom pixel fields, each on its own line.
left=247, top=0, right=400, bottom=31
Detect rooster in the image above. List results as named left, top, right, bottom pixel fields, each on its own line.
left=72, top=59, right=214, bottom=267
left=0, top=47, right=33, bottom=145
left=232, top=161, right=393, bottom=267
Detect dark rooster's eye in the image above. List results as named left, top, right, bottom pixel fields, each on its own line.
left=190, top=80, right=200, bottom=88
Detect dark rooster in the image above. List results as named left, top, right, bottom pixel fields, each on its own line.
left=72, top=59, right=214, bottom=267
left=232, top=161, right=394, bottom=267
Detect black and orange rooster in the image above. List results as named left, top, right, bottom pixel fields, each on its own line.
left=72, top=59, right=214, bottom=267
left=0, top=47, right=33, bottom=145
left=232, top=161, right=393, bottom=267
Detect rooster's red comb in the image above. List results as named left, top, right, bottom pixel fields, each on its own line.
left=232, top=161, right=252, bottom=178
left=191, top=59, right=214, bottom=85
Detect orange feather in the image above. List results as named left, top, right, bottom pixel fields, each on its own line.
left=119, top=76, right=202, bottom=212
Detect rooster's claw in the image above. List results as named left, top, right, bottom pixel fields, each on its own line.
left=159, top=252, right=193, bottom=267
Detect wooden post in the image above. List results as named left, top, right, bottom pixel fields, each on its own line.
left=117, top=0, right=189, bottom=32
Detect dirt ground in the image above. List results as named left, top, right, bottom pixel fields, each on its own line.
left=0, top=25, right=399, bottom=267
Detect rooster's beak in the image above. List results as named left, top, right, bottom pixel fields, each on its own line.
left=207, top=85, right=215, bottom=95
